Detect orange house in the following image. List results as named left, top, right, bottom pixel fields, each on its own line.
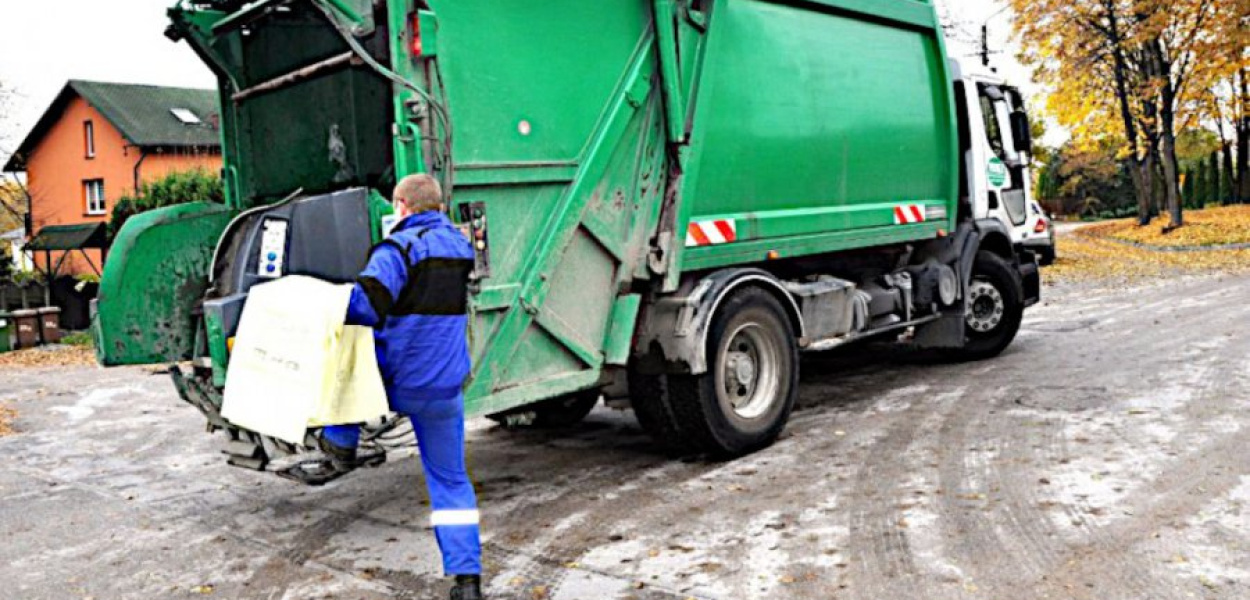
left=3, top=80, right=222, bottom=275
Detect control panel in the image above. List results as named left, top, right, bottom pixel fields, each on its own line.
left=257, top=218, right=289, bottom=279
left=459, top=202, right=491, bottom=279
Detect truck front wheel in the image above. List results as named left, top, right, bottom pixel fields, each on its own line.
left=635, top=288, right=799, bottom=457
left=959, top=251, right=1025, bottom=360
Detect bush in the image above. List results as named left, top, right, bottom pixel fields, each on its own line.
left=108, top=169, right=224, bottom=240
left=60, top=331, right=94, bottom=348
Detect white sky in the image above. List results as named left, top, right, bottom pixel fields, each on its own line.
left=0, top=0, right=1060, bottom=166
left=0, top=0, right=214, bottom=163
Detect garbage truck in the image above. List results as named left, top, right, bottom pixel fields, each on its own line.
left=94, top=0, right=1041, bottom=468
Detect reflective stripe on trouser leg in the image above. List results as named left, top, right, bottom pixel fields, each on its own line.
left=407, top=394, right=482, bottom=576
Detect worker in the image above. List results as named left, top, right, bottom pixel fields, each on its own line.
left=318, top=174, right=484, bottom=600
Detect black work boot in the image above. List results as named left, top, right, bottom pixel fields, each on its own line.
left=450, top=575, right=483, bottom=600
left=317, top=435, right=359, bottom=474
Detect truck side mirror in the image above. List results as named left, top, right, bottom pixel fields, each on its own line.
left=1010, top=111, right=1032, bottom=155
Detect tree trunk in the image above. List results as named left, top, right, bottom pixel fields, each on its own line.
left=1238, top=69, right=1250, bottom=204
left=1138, top=152, right=1158, bottom=223
left=1104, top=2, right=1152, bottom=225
left=1145, top=39, right=1182, bottom=231
left=1221, top=144, right=1235, bottom=205
left=1160, top=131, right=1183, bottom=230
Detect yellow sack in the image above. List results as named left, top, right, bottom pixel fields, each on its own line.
left=309, top=324, right=388, bottom=427
left=222, top=276, right=388, bottom=444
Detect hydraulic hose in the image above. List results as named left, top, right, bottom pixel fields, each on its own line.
left=308, top=0, right=455, bottom=196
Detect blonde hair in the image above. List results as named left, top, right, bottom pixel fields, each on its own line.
left=394, top=174, right=444, bottom=213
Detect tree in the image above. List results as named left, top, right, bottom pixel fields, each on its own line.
left=1210, top=152, right=1223, bottom=205
left=0, top=174, right=31, bottom=233
left=1182, top=167, right=1196, bottom=207
left=109, top=169, right=224, bottom=240
left=1012, top=0, right=1244, bottom=228
left=1037, top=140, right=1138, bottom=217
left=1194, top=159, right=1209, bottom=206
left=1015, top=0, right=1157, bottom=224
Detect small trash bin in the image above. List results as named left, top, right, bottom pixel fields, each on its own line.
left=0, top=312, right=13, bottom=353
left=37, top=307, right=62, bottom=345
left=12, top=310, right=41, bottom=348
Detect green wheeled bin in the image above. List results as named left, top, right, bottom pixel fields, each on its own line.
left=0, top=312, right=13, bottom=353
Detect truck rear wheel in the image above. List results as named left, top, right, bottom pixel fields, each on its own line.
left=634, top=288, right=799, bottom=458
left=959, top=251, right=1025, bottom=360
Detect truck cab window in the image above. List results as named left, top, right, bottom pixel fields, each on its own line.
left=978, top=83, right=1022, bottom=165
left=992, top=98, right=1022, bottom=165
left=978, top=93, right=1006, bottom=161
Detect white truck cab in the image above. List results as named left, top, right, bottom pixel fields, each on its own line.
left=950, top=59, right=1046, bottom=258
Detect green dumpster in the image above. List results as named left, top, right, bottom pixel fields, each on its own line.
left=0, top=312, right=13, bottom=353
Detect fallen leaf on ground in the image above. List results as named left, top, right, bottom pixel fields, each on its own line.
left=0, top=404, right=15, bottom=437
left=1046, top=211, right=1250, bottom=286
left=0, top=345, right=97, bottom=369
left=1095, top=206, right=1250, bottom=248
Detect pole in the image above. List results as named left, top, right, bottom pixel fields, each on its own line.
left=982, top=25, right=990, bottom=67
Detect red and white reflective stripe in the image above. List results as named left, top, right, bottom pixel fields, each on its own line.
left=893, top=204, right=926, bottom=225
left=686, top=219, right=738, bottom=247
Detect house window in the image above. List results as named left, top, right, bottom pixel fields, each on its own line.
left=84, top=180, right=106, bottom=215
left=84, top=121, right=96, bottom=158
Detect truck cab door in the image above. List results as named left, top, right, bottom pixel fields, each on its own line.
left=966, top=81, right=1031, bottom=238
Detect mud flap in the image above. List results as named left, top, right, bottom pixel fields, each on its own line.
left=1018, top=256, right=1041, bottom=308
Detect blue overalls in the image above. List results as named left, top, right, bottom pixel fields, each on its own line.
left=323, top=210, right=481, bottom=576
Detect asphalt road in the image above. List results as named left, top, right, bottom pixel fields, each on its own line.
left=3, top=270, right=1250, bottom=600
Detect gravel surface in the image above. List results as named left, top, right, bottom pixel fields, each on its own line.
left=2, top=270, right=1249, bottom=600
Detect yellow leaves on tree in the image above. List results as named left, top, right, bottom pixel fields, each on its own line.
left=1012, top=0, right=1247, bottom=229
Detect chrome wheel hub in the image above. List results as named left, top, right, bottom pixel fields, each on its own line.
left=718, top=324, right=780, bottom=420
left=966, top=280, right=1005, bottom=333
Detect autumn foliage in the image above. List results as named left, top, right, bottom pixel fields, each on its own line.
left=1046, top=206, right=1250, bottom=284
left=1012, top=0, right=1250, bottom=230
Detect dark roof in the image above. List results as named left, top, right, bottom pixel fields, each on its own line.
left=25, top=223, right=108, bottom=252
left=4, top=80, right=221, bottom=172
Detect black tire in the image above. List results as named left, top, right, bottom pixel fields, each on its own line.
left=958, top=251, right=1025, bottom=360
left=488, top=390, right=600, bottom=429
left=628, top=368, right=696, bottom=454
left=634, top=287, right=799, bottom=458
left=1037, top=246, right=1056, bottom=267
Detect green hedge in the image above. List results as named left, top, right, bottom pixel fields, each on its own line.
left=109, top=169, right=224, bottom=240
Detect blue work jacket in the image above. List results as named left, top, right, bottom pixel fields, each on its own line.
left=346, top=211, right=475, bottom=411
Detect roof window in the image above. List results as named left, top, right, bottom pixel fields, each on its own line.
left=171, top=108, right=201, bottom=124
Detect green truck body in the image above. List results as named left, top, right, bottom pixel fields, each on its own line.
left=95, top=0, right=1039, bottom=463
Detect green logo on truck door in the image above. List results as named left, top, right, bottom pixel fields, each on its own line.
left=987, top=158, right=1008, bottom=187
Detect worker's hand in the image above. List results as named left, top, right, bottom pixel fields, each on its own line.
left=458, top=225, right=472, bottom=241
